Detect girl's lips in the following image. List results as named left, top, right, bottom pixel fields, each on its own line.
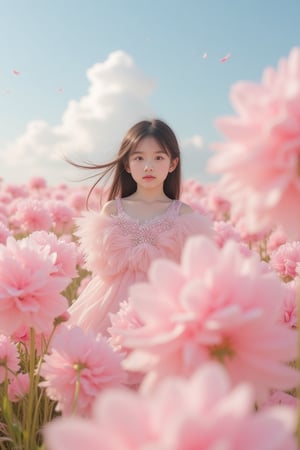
left=143, top=175, right=155, bottom=179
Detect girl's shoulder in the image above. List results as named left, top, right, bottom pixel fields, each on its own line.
left=101, top=199, right=118, bottom=217
left=178, top=201, right=194, bottom=216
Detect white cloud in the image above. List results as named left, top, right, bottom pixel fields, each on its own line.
left=0, top=50, right=216, bottom=186
left=0, top=50, right=155, bottom=184
left=181, top=135, right=204, bottom=151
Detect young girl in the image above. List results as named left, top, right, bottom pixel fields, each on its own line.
left=68, top=119, right=213, bottom=335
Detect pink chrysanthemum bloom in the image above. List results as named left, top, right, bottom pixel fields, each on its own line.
left=68, top=192, right=87, bottom=213
left=44, top=363, right=297, bottom=450
left=0, top=334, right=19, bottom=382
left=269, top=241, right=300, bottom=281
left=109, top=300, right=145, bottom=386
left=0, top=191, right=13, bottom=205
left=121, top=236, right=299, bottom=400
left=4, top=184, right=28, bottom=199
left=0, top=221, right=11, bottom=244
left=0, top=209, right=9, bottom=226
left=208, top=47, right=300, bottom=240
left=47, top=200, right=75, bottom=234
left=109, top=300, right=144, bottom=353
left=28, top=176, right=47, bottom=190
left=0, top=235, right=69, bottom=335
left=8, top=373, right=30, bottom=402
left=201, top=183, right=232, bottom=221
left=12, top=324, right=53, bottom=355
left=39, top=325, right=126, bottom=416
left=213, top=220, right=241, bottom=248
left=28, top=231, right=78, bottom=279
left=11, top=198, right=52, bottom=233
left=267, top=226, right=287, bottom=253
left=233, top=216, right=271, bottom=246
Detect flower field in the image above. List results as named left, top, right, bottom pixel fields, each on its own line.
left=1, top=47, right=300, bottom=449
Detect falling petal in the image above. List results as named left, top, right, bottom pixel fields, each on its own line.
left=202, top=52, right=208, bottom=59
left=12, top=70, right=20, bottom=76
left=220, top=54, right=231, bottom=63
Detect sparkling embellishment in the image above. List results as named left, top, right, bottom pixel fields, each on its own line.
left=117, top=212, right=176, bottom=247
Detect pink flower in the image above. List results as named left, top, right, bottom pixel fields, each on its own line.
left=47, top=200, right=76, bottom=234
left=108, top=300, right=144, bottom=353
left=202, top=183, right=232, bottom=221
left=12, top=324, right=52, bottom=355
left=28, top=231, right=78, bottom=279
left=8, top=373, right=30, bottom=402
left=208, top=47, right=300, bottom=240
left=234, top=216, right=271, bottom=246
left=28, top=176, right=47, bottom=190
left=44, top=363, right=297, bottom=450
left=213, top=220, right=241, bottom=248
left=11, top=198, right=52, bottom=233
left=68, top=191, right=87, bottom=213
left=121, top=236, right=299, bottom=399
left=109, top=300, right=145, bottom=386
left=0, top=235, right=69, bottom=335
left=269, top=241, right=300, bottom=280
left=267, top=226, right=287, bottom=253
left=39, top=325, right=126, bottom=416
left=0, top=221, right=11, bottom=244
left=4, top=184, right=28, bottom=198
left=0, top=334, right=19, bottom=382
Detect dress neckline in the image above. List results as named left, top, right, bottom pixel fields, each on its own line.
left=117, top=198, right=179, bottom=225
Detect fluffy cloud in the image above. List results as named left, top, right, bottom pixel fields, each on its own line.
left=0, top=50, right=213, bottom=185
left=0, top=51, right=155, bottom=184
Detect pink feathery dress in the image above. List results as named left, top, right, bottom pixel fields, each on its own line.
left=68, top=198, right=213, bottom=335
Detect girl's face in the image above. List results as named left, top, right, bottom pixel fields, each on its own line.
left=126, top=137, right=178, bottom=190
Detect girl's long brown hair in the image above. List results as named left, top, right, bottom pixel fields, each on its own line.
left=66, top=119, right=182, bottom=207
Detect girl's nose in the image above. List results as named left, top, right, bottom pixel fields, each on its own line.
left=144, top=163, right=153, bottom=171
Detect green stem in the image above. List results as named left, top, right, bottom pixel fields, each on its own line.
left=71, top=373, right=81, bottom=414
left=24, top=327, right=37, bottom=450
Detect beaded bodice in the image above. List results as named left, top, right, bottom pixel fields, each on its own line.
left=75, top=199, right=212, bottom=280
left=114, top=199, right=181, bottom=247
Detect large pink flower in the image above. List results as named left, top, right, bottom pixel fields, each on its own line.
left=121, top=236, right=299, bottom=399
left=46, top=200, right=76, bottom=235
left=11, top=198, right=52, bottom=233
left=109, top=300, right=145, bottom=387
left=39, top=325, right=126, bottom=416
left=208, top=47, right=300, bottom=239
left=0, top=235, right=69, bottom=335
left=44, top=363, right=297, bottom=450
left=269, top=241, right=300, bottom=280
left=28, top=231, right=78, bottom=279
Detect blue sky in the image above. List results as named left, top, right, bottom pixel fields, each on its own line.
left=0, top=0, right=299, bottom=185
